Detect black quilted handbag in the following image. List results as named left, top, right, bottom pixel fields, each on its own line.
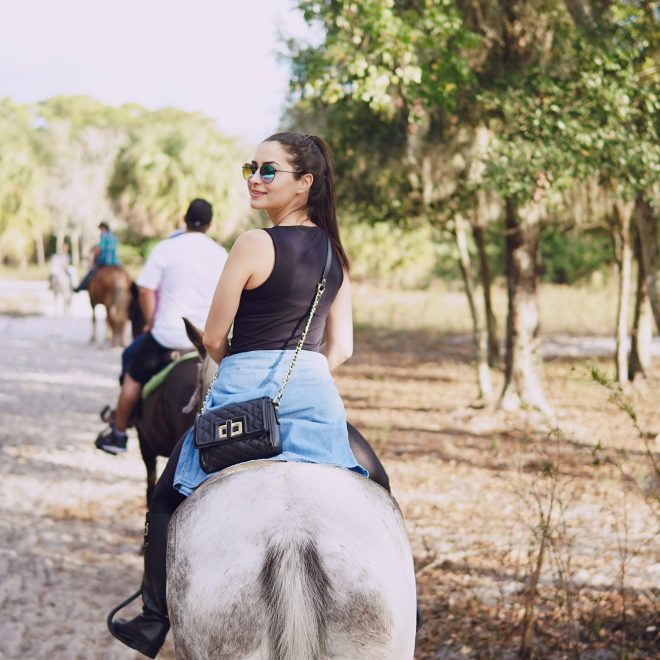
left=193, top=237, right=332, bottom=474
left=193, top=396, right=281, bottom=473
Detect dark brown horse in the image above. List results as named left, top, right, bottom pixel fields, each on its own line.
left=88, top=266, right=134, bottom=347
left=135, top=354, right=200, bottom=505
left=106, top=303, right=202, bottom=505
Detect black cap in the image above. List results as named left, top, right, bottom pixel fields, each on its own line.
left=185, top=199, right=213, bottom=228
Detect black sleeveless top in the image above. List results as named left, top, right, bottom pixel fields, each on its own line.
left=228, top=226, right=344, bottom=355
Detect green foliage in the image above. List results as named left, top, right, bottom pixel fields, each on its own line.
left=479, top=220, right=614, bottom=285
left=291, top=0, right=658, bottom=219
left=37, top=95, right=136, bottom=133
left=293, top=0, right=476, bottom=119
left=36, top=96, right=128, bottom=255
left=539, top=225, right=613, bottom=284
left=0, top=99, right=50, bottom=264
left=479, top=1, right=659, bottom=202
left=108, top=109, right=247, bottom=239
left=342, top=218, right=438, bottom=288
left=0, top=96, right=251, bottom=266
left=342, top=213, right=614, bottom=287
left=117, top=242, right=144, bottom=270
left=285, top=98, right=414, bottom=218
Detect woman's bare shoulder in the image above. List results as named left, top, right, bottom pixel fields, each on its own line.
left=231, top=228, right=272, bottom=251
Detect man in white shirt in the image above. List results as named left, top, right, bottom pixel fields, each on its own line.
left=96, top=199, right=228, bottom=454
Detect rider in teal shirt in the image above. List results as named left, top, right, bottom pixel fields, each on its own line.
left=75, top=222, right=120, bottom=292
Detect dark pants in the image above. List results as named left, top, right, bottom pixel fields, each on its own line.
left=127, top=332, right=175, bottom=384
left=149, top=426, right=391, bottom=515
left=120, top=333, right=146, bottom=383
left=150, top=436, right=187, bottom=515
left=76, top=268, right=98, bottom=291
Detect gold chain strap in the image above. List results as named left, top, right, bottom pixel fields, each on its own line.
left=200, top=368, right=218, bottom=413
left=273, top=281, right=326, bottom=407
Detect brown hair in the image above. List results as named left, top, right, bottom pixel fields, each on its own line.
left=264, top=132, right=350, bottom=272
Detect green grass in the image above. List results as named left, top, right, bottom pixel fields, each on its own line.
left=0, top=264, right=627, bottom=337
left=352, top=280, right=623, bottom=336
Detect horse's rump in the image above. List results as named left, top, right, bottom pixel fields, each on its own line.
left=88, top=266, right=131, bottom=307
left=87, top=266, right=133, bottom=346
left=167, top=462, right=416, bottom=660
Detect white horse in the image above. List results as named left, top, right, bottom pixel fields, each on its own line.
left=166, top=460, right=417, bottom=659
left=48, top=267, right=76, bottom=316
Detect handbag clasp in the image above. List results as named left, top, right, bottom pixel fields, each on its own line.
left=218, top=419, right=244, bottom=440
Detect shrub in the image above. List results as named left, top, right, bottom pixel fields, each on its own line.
left=539, top=225, right=613, bottom=284
left=342, top=220, right=438, bottom=289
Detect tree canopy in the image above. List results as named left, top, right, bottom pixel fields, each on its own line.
left=0, top=96, right=251, bottom=266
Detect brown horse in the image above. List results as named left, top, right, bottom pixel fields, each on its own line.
left=88, top=266, right=134, bottom=347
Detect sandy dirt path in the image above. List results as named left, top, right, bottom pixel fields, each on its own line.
left=0, top=309, right=176, bottom=659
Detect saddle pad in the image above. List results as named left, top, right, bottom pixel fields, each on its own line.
left=142, top=351, right=198, bottom=400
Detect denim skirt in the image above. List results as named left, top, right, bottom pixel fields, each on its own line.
left=173, top=350, right=368, bottom=496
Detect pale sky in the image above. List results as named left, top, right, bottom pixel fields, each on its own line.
left=0, top=0, right=316, bottom=144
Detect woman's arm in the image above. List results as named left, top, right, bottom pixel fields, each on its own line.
left=320, top=272, right=353, bottom=371
left=203, top=230, right=273, bottom=364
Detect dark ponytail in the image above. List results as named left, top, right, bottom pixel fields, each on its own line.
left=264, top=132, right=350, bottom=272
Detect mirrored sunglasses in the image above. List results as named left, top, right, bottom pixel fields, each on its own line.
left=241, top=162, right=302, bottom=184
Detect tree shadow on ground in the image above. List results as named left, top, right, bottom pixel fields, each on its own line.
left=416, top=578, right=659, bottom=659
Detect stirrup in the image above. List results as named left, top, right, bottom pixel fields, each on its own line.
left=100, top=405, right=113, bottom=423
left=107, top=588, right=142, bottom=629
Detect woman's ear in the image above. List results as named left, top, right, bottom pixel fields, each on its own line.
left=297, top=172, right=314, bottom=194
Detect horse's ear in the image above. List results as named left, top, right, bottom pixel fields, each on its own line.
left=183, top=317, right=207, bottom=358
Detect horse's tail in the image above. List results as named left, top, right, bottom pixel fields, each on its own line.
left=260, top=537, right=330, bottom=660
left=128, top=281, right=144, bottom=338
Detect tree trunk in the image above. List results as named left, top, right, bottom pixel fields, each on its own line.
left=629, top=229, right=653, bottom=380
left=634, top=196, right=660, bottom=333
left=472, top=220, right=499, bottom=366
left=456, top=214, right=494, bottom=405
left=613, top=199, right=634, bottom=386
left=34, top=232, right=45, bottom=267
left=71, top=231, right=81, bottom=268
left=56, top=231, right=66, bottom=254
left=499, top=198, right=552, bottom=417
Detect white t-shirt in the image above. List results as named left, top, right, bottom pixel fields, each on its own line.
left=137, top=231, right=228, bottom=348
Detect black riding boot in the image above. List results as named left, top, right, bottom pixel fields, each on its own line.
left=108, top=513, right=171, bottom=658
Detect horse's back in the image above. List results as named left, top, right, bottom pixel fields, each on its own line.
left=138, top=357, right=200, bottom=457
left=88, top=265, right=131, bottom=306
left=167, top=462, right=416, bottom=660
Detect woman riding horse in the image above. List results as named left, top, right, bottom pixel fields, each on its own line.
left=107, top=132, right=398, bottom=658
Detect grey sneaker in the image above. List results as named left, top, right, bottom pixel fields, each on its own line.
left=95, top=426, right=128, bottom=455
